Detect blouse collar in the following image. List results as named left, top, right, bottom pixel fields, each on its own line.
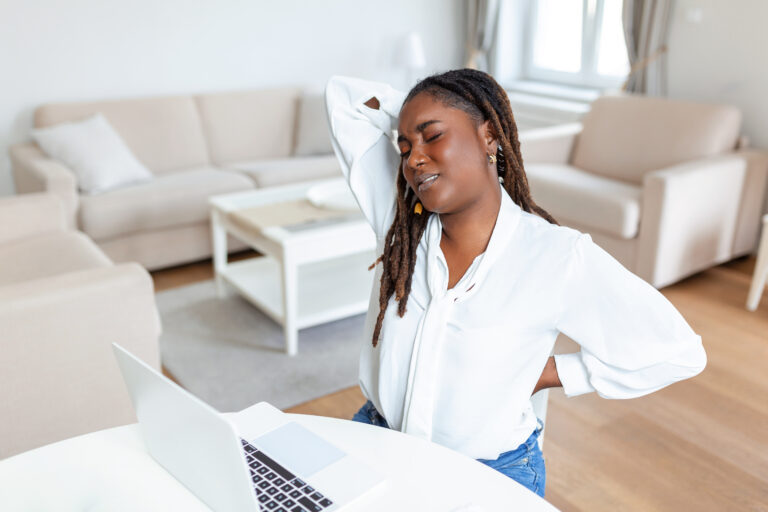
left=424, top=181, right=523, bottom=303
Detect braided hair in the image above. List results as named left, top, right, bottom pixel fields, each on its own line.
left=368, top=68, right=558, bottom=348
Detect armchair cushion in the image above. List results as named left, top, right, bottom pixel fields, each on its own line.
left=79, top=167, right=254, bottom=241
left=0, top=231, right=111, bottom=286
left=526, top=163, right=642, bottom=239
left=572, top=94, right=741, bottom=185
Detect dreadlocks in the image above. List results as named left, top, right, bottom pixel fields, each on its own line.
left=368, top=68, right=559, bottom=348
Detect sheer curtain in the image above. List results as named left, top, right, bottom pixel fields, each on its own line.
left=621, top=0, right=674, bottom=95
left=464, top=0, right=500, bottom=72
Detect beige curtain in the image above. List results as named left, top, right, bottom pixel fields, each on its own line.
left=465, top=0, right=500, bottom=71
left=621, top=0, right=674, bottom=95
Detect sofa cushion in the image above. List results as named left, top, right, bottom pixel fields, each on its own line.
left=35, top=96, right=210, bottom=174
left=0, top=232, right=111, bottom=287
left=525, top=163, right=642, bottom=239
left=294, top=91, right=334, bottom=156
left=572, top=94, right=741, bottom=185
left=196, top=88, right=302, bottom=165
left=79, top=167, right=254, bottom=241
left=227, top=155, right=342, bottom=188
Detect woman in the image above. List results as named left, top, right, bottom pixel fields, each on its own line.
left=324, top=69, right=706, bottom=498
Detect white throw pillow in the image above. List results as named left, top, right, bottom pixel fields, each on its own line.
left=31, top=113, right=153, bottom=194
left=293, top=91, right=334, bottom=156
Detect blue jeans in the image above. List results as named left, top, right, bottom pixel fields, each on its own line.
left=351, top=400, right=546, bottom=497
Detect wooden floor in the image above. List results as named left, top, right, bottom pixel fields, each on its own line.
left=151, top=253, right=768, bottom=511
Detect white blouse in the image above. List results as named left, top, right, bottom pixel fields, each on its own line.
left=324, top=75, right=707, bottom=460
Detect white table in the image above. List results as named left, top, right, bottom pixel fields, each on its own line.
left=0, top=413, right=558, bottom=512
left=747, top=213, right=768, bottom=311
left=209, top=178, right=378, bottom=356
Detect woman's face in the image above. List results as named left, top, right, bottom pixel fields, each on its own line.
left=397, top=91, right=498, bottom=214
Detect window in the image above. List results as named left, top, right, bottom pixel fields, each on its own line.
left=520, top=0, right=629, bottom=89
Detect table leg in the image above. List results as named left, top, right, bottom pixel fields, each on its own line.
left=281, top=254, right=299, bottom=356
left=211, top=209, right=228, bottom=298
left=747, top=218, right=768, bottom=311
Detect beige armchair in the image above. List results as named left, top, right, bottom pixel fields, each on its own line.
left=520, top=93, right=768, bottom=288
left=0, top=193, right=161, bottom=458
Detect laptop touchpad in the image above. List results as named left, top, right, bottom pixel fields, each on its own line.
left=253, top=421, right=346, bottom=477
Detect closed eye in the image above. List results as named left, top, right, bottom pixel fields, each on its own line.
left=399, top=133, right=442, bottom=158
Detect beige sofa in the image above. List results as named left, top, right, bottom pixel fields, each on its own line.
left=9, top=87, right=342, bottom=270
left=520, top=93, right=768, bottom=288
left=0, top=193, right=161, bottom=458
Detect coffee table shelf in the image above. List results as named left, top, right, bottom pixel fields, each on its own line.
left=219, top=252, right=376, bottom=329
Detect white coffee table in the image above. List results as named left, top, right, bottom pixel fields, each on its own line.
left=209, top=178, right=378, bottom=356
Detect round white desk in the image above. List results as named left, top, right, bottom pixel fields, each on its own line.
left=0, top=413, right=558, bottom=511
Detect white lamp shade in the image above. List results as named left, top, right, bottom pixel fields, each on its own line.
left=395, top=32, right=426, bottom=69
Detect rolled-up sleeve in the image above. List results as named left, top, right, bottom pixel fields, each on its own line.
left=324, top=75, right=407, bottom=238
left=554, top=232, right=707, bottom=398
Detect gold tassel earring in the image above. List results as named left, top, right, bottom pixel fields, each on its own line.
left=414, top=201, right=423, bottom=215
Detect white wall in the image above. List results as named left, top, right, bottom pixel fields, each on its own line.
left=0, top=0, right=464, bottom=196
left=667, top=0, right=768, bottom=151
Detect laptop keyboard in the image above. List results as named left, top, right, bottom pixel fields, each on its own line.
left=241, top=438, right=335, bottom=512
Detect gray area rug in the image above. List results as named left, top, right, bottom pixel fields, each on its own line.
left=156, top=280, right=365, bottom=412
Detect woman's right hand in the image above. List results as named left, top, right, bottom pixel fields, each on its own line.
left=364, top=97, right=380, bottom=110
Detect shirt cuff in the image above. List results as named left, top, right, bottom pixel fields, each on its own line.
left=554, top=352, right=596, bottom=397
left=354, top=96, right=392, bottom=132
left=379, top=89, right=407, bottom=119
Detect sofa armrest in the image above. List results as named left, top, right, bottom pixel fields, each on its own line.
left=637, top=154, right=747, bottom=288
left=0, top=193, right=66, bottom=245
left=0, top=263, right=162, bottom=458
left=8, top=142, right=79, bottom=228
left=518, top=122, right=582, bottom=165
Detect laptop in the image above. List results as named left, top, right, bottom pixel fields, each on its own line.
left=112, top=343, right=384, bottom=511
